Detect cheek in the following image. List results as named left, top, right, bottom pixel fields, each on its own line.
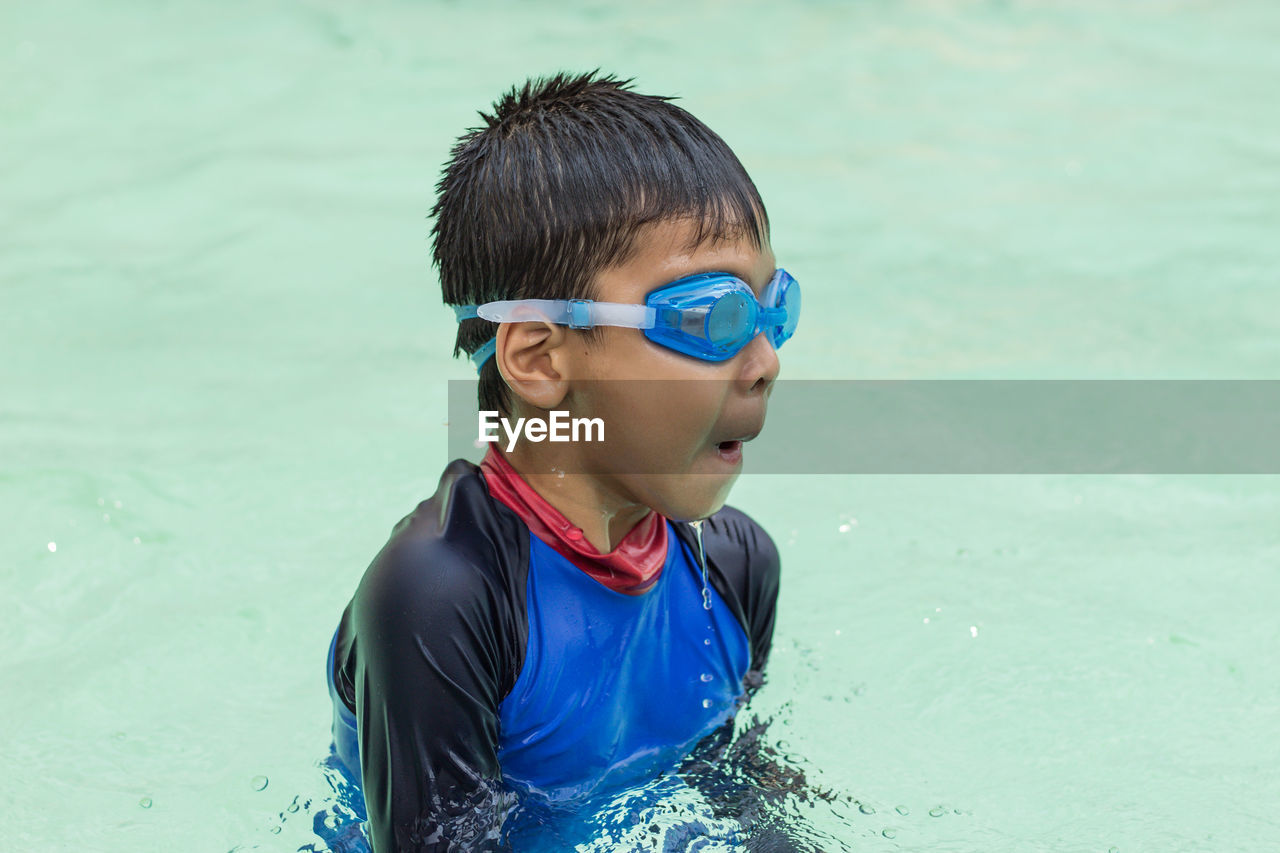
left=586, top=327, right=719, bottom=381
left=574, top=333, right=734, bottom=471
left=578, top=379, right=727, bottom=471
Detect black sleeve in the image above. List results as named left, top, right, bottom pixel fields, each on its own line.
left=332, top=462, right=529, bottom=853
left=678, top=505, right=782, bottom=674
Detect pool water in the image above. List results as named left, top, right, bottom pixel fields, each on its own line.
left=4, top=1, right=1279, bottom=850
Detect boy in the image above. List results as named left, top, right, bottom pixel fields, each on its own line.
left=326, top=72, right=799, bottom=852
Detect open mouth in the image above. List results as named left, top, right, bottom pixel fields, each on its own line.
left=716, top=439, right=744, bottom=463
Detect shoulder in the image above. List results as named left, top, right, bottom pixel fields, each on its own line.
left=337, top=460, right=531, bottom=705
left=355, top=459, right=530, bottom=617
left=699, top=504, right=781, bottom=589
left=703, top=504, right=779, bottom=559
left=671, top=504, right=782, bottom=672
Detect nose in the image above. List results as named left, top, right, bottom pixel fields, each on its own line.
left=738, top=330, right=780, bottom=395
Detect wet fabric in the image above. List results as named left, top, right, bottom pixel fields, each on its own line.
left=328, top=459, right=780, bottom=852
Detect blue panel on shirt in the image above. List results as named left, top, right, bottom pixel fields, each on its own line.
left=496, top=523, right=751, bottom=803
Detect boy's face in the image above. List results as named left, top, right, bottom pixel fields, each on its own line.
left=564, top=218, right=781, bottom=521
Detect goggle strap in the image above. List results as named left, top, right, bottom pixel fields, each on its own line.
left=476, top=299, right=654, bottom=330
left=470, top=337, right=497, bottom=371
left=476, top=299, right=564, bottom=324
left=589, top=302, right=656, bottom=329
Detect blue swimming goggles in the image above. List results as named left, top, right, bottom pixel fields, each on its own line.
left=453, top=269, right=800, bottom=372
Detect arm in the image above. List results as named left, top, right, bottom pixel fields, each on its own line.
left=333, top=470, right=530, bottom=852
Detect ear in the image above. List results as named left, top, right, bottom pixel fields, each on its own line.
left=495, top=321, right=571, bottom=410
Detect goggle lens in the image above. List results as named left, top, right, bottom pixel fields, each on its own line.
left=706, top=290, right=756, bottom=352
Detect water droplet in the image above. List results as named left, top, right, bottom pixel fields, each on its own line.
left=691, top=519, right=713, bottom=610
left=699, top=673, right=713, bottom=683
left=703, top=638, right=711, bottom=646
left=837, top=523, right=851, bottom=533
left=138, top=796, right=152, bottom=809
left=923, top=617, right=930, bottom=624
left=929, top=806, right=945, bottom=818
left=881, top=828, right=897, bottom=839
left=103, top=513, right=110, bottom=522
left=113, top=500, right=122, bottom=509
left=97, top=498, right=105, bottom=506
left=858, top=803, right=875, bottom=815
left=251, top=775, right=268, bottom=791
left=895, top=805, right=909, bottom=816
left=701, top=699, right=713, bottom=709
left=834, top=629, right=841, bottom=636
left=133, top=536, right=141, bottom=545
left=47, top=542, right=56, bottom=552
left=970, top=626, right=978, bottom=638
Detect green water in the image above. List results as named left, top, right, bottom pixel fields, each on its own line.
left=3, top=1, right=1278, bottom=850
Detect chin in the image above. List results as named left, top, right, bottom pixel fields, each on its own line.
left=631, top=471, right=739, bottom=522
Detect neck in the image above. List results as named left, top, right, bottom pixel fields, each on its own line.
left=504, top=444, right=651, bottom=553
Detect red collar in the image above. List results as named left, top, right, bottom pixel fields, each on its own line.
left=480, top=448, right=667, bottom=594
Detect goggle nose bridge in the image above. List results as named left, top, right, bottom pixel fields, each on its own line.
left=757, top=304, right=787, bottom=329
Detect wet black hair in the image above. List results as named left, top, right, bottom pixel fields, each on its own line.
left=430, top=71, right=771, bottom=416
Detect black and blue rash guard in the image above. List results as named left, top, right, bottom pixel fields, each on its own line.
left=326, top=458, right=780, bottom=852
